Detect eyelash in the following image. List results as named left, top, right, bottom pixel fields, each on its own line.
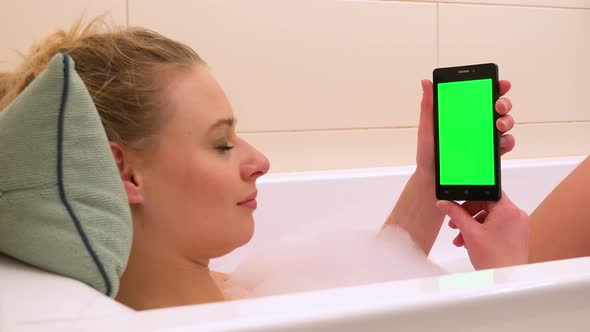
left=216, top=144, right=234, bottom=152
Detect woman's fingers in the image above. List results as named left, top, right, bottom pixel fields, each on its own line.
left=453, top=233, right=465, bottom=247
left=499, top=80, right=511, bottom=96
left=496, top=114, right=514, bottom=132
left=438, top=201, right=479, bottom=238
left=495, top=97, right=513, bottom=115
left=448, top=207, right=487, bottom=248
left=500, top=134, right=516, bottom=156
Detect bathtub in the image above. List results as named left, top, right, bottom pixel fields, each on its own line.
left=3, top=156, right=590, bottom=331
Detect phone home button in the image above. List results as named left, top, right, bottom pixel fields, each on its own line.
left=464, top=190, right=470, bottom=195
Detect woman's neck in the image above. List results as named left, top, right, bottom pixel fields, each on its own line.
left=116, top=234, right=224, bottom=310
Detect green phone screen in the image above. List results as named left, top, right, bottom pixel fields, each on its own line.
left=437, top=78, right=495, bottom=185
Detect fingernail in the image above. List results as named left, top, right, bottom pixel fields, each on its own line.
left=421, top=79, right=427, bottom=92
left=436, top=200, right=449, bottom=213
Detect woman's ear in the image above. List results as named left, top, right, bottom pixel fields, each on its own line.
left=109, top=141, right=144, bottom=205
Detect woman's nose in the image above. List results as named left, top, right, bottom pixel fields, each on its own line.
left=240, top=141, right=270, bottom=182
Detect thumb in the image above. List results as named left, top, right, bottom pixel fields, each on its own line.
left=436, top=200, right=479, bottom=236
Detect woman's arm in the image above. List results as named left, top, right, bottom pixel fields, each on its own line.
left=384, top=169, right=443, bottom=255
left=529, top=156, right=590, bottom=262
left=385, top=80, right=514, bottom=256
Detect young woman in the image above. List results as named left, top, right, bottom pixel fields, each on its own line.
left=0, top=19, right=526, bottom=310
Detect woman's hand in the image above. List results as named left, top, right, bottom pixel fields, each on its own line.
left=385, top=80, right=516, bottom=255
left=437, top=193, right=530, bottom=270
left=415, top=80, right=515, bottom=180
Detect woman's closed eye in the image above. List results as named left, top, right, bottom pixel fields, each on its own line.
left=207, top=117, right=237, bottom=154
left=215, top=141, right=234, bottom=153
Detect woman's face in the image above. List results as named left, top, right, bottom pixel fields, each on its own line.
left=135, top=65, right=269, bottom=261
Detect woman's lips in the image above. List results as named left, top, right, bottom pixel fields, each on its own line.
left=238, top=198, right=257, bottom=209
left=238, top=192, right=257, bottom=209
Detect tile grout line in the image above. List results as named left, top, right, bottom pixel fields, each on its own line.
left=437, top=1, right=590, bottom=11
left=238, top=120, right=590, bottom=135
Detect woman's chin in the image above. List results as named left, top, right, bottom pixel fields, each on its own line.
left=235, top=220, right=255, bottom=248
left=211, top=221, right=254, bottom=258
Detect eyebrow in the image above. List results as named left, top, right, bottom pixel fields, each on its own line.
left=207, top=118, right=236, bottom=133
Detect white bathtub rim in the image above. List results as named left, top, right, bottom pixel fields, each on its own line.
left=6, top=240, right=590, bottom=331
left=136, top=256, right=590, bottom=332
left=259, top=155, right=585, bottom=183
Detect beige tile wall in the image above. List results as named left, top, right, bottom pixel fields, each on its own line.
left=439, top=2, right=590, bottom=174
left=0, top=0, right=125, bottom=71
left=441, top=0, right=590, bottom=9
left=2, top=1, right=588, bottom=172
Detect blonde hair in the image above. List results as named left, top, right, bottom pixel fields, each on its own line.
left=0, top=17, right=204, bottom=149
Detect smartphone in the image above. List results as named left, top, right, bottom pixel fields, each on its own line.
left=433, top=63, right=501, bottom=201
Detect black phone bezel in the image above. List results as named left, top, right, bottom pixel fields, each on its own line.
left=433, top=63, right=501, bottom=201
